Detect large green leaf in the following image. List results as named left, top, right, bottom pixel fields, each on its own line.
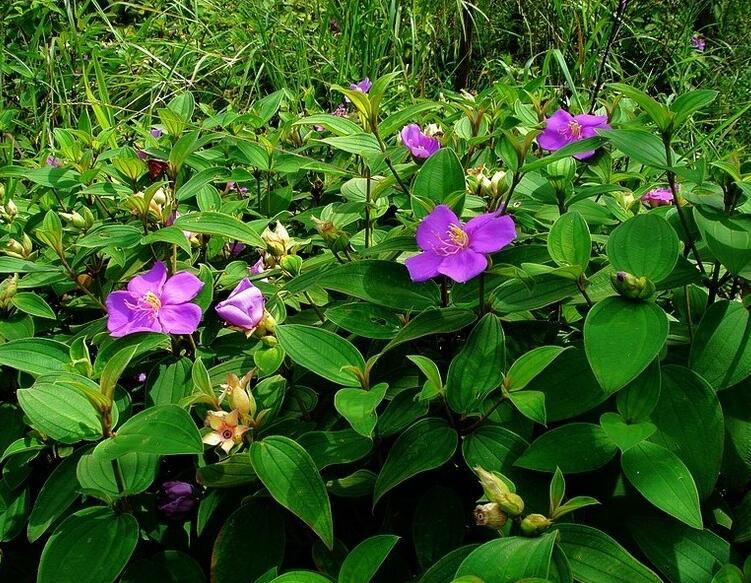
left=0, top=338, right=69, bottom=377
left=412, top=148, right=465, bottom=207
left=554, top=523, right=661, bottom=583
left=276, top=324, right=365, bottom=386
left=339, top=534, right=400, bottom=583
left=38, top=506, right=138, bottom=583
left=650, top=365, right=723, bottom=499
left=325, top=303, right=401, bottom=339
left=621, top=441, right=703, bottom=529
left=455, top=533, right=557, bottom=582
left=249, top=435, right=334, bottom=549
left=383, top=307, right=475, bottom=353
left=461, top=424, right=528, bottom=477
left=607, top=213, right=679, bottom=283
left=11, top=292, right=56, bottom=320
left=374, top=418, right=457, bottom=506
left=173, top=211, right=264, bottom=247
left=17, top=383, right=101, bottom=443
left=515, top=423, right=617, bottom=473
left=298, top=429, right=373, bottom=470
left=689, top=300, right=751, bottom=390
left=694, top=207, right=751, bottom=275
left=492, top=273, right=579, bottom=313
left=506, top=346, right=568, bottom=392
left=584, top=297, right=668, bottom=392
left=548, top=211, right=591, bottom=271
left=418, top=545, right=480, bottom=583
left=77, top=450, right=159, bottom=497
left=334, top=384, right=388, bottom=437
left=629, top=514, right=729, bottom=583
left=93, top=404, right=202, bottom=459
left=211, top=499, right=285, bottom=583
left=446, top=314, right=505, bottom=413
left=616, top=359, right=662, bottom=422
left=413, top=486, right=465, bottom=570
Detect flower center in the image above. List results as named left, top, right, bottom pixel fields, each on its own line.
left=565, top=120, right=583, bottom=140
left=221, top=428, right=234, bottom=440
left=142, top=291, right=161, bottom=312
left=448, top=224, right=469, bottom=248
left=433, top=224, right=470, bottom=256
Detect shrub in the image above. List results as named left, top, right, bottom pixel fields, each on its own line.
left=1, top=73, right=750, bottom=582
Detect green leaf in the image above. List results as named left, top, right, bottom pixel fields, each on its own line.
left=548, top=211, right=591, bottom=271
left=509, top=391, right=547, bottom=425
left=276, top=324, right=365, bottom=386
left=176, top=167, right=231, bottom=201
left=93, top=404, right=202, bottom=459
left=629, top=514, right=729, bottom=583
left=506, top=346, right=568, bottom=392
left=298, top=429, right=372, bottom=470
left=334, top=383, right=388, bottom=437
left=0, top=338, right=70, bottom=377
left=492, top=273, right=579, bottom=313
left=670, top=90, right=718, bottom=127
left=93, top=332, right=170, bottom=376
left=17, top=382, right=101, bottom=443
left=0, top=481, right=29, bottom=541
left=455, top=533, right=556, bottom=582
left=599, top=413, right=655, bottom=452
left=694, top=208, right=751, bottom=275
left=147, top=357, right=193, bottom=406
left=121, top=551, right=206, bottom=583
left=607, top=214, right=679, bottom=283
left=99, top=345, right=138, bottom=401
left=515, top=423, right=617, bottom=473
left=11, top=292, right=56, bottom=319
left=0, top=257, right=61, bottom=273
left=418, top=545, right=480, bottom=583
left=211, top=499, right=285, bottom=583
left=374, top=418, right=457, bottom=506
left=383, top=307, right=475, bottom=353
left=554, top=523, right=661, bottom=583
left=269, top=573, right=332, bottom=583
left=446, top=314, right=505, bottom=413
left=411, top=148, right=465, bottom=211
left=173, top=211, right=264, bottom=247
left=609, top=83, right=672, bottom=130
left=77, top=224, right=142, bottom=249
left=141, top=226, right=192, bottom=254
left=616, top=359, right=661, bottom=422
left=319, top=133, right=382, bottom=155
left=325, top=303, right=401, bottom=339
left=601, top=128, right=668, bottom=168
left=38, top=506, right=138, bottom=583
left=408, top=355, right=443, bottom=399
left=317, top=260, right=440, bottom=310
left=27, top=447, right=86, bottom=542
left=339, top=534, right=400, bottom=583
left=249, top=435, right=334, bottom=549
left=462, top=425, right=529, bottom=477
left=650, top=365, right=723, bottom=499
left=77, top=450, right=159, bottom=497
left=621, top=441, right=703, bottom=529
left=690, top=300, right=751, bottom=390
left=294, top=114, right=362, bottom=136
left=197, top=454, right=257, bottom=488
left=584, top=297, right=668, bottom=392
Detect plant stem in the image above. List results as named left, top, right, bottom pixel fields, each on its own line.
left=111, top=459, right=126, bottom=495
left=304, top=291, right=326, bottom=323
left=364, top=165, right=371, bottom=248
left=462, top=395, right=506, bottom=435
left=59, top=255, right=107, bottom=311
left=589, top=0, right=629, bottom=113
left=707, top=261, right=721, bottom=305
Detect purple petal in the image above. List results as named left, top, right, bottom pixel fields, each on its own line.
left=416, top=205, right=460, bottom=251
left=161, top=272, right=204, bottom=305
left=437, top=249, right=487, bottom=283
left=466, top=213, right=516, bottom=254
left=215, top=279, right=265, bottom=330
left=405, top=251, right=443, bottom=282
left=573, top=150, right=596, bottom=160
left=574, top=114, right=609, bottom=129
left=106, top=291, right=161, bottom=337
left=127, top=262, right=167, bottom=297
left=538, top=109, right=575, bottom=152
left=158, top=303, right=202, bottom=335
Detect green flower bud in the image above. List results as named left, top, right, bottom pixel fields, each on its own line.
left=0, top=274, right=18, bottom=309
left=280, top=254, right=303, bottom=276
left=490, top=171, right=508, bottom=197
left=473, top=503, right=508, bottom=529
left=60, top=211, right=88, bottom=229
left=475, top=467, right=510, bottom=502
left=520, top=513, right=552, bottom=537
left=3, top=199, right=17, bottom=219
left=547, top=157, right=576, bottom=191
left=478, top=175, right=493, bottom=197
left=4, top=239, right=26, bottom=259
left=260, top=334, right=278, bottom=348
left=312, top=217, right=350, bottom=253
left=610, top=271, right=656, bottom=300
left=497, top=492, right=525, bottom=517
left=262, top=222, right=291, bottom=257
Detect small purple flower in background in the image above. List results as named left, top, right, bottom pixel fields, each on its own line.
left=400, top=124, right=441, bottom=160
left=350, top=77, right=372, bottom=93
left=250, top=256, right=266, bottom=275
left=538, top=109, right=610, bottom=160
left=106, top=261, right=203, bottom=337
left=46, top=155, right=61, bottom=168
left=329, top=18, right=341, bottom=34
left=333, top=103, right=349, bottom=118
left=227, top=181, right=249, bottom=196
left=691, top=34, right=706, bottom=52
left=136, top=372, right=147, bottom=383
left=135, top=148, right=148, bottom=160
left=225, top=241, right=246, bottom=256
left=158, top=481, right=196, bottom=521
left=641, top=187, right=674, bottom=208
left=150, top=128, right=163, bottom=139
left=215, top=278, right=266, bottom=334
left=405, top=205, right=516, bottom=283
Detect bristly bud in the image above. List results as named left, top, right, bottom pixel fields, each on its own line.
left=262, top=222, right=291, bottom=257
left=2, top=199, right=18, bottom=220
left=490, top=171, right=509, bottom=197
left=60, top=210, right=90, bottom=230
left=474, top=503, right=508, bottom=529
left=497, top=492, right=525, bottom=517
left=0, top=274, right=19, bottom=309
left=424, top=123, right=443, bottom=138
left=5, top=239, right=26, bottom=259
left=610, top=271, right=656, bottom=300
left=475, top=467, right=510, bottom=501
left=279, top=254, right=303, bottom=276
left=520, top=513, right=552, bottom=536
left=312, top=216, right=350, bottom=252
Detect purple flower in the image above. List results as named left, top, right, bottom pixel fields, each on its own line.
left=106, top=262, right=203, bottom=337
left=329, top=18, right=341, bottom=34
left=46, top=155, right=61, bottom=168
left=641, top=187, right=674, bottom=208
left=158, top=481, right=196, bottom=521
left=215, top=278, right=266, bottom=333
left=405, top=205, right=516, bottom=283
left=333, top=103, right=349, bottom=117
left=250, top=256, right=266, bottom=275
left=400, top=124, right=441, bottom=160
left=691, top=34, right=706, bottom=52
left=150, top=128, right=163, bottom=139
left=136, top=372, right=147, bottom=383
left=135, top=148, right=148, bottom=160
left=537, top=109, right=610, bottom=160
left=350, top=78, right=372, bottom=93
left=225, top=241, right=246, bottom=256
left=227, top=181, right=249, bottom=196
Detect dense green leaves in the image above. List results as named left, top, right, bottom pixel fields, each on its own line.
left=17, top=383, right=101, bottom=443
left=607, top=214, right=679, bottom=283
left=339, top=534, right=399, bottom=583
left=455, top=534, right=557, bottom=582
left=515, top=423, right=618, bottom=473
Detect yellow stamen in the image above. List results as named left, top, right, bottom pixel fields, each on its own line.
left=448, top=224, right=469, bottom=248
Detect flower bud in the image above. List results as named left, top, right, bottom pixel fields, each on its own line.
left=60, top=210, right=89, bottom=229
left=520, top=513, right=552, bottom=536
left=424, top=123, right=443, bottom=138
left=490, top=171, right=509, bottom=197
left=547, top=157, right=576, bottom=191
left=478, top=174, right=493, bottom=197
left=4, top=239, right=26, bottom=258
left=256, top=312, right=277, bottom=337
left=151, top=186, right=168, bottom=206
left=475, top=467, right=510, bottom=502
left=4, top=200, right=17, bottom=218
left=158, top=481, right=197, bottom=521
left=312, top=217, right=350, bottom=253
left=262, top=222, right=291, bottom=257
left=497, top=492, right=525, bottom=517
left=261, top=334, right=278, bottom=347
left=280, top=254, right=303, bottom=276
left=474, top=503, right=508, bottom=529
left=0, top=274, right=18, bottom=308
left=610, top=271, right=656, bottom=300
